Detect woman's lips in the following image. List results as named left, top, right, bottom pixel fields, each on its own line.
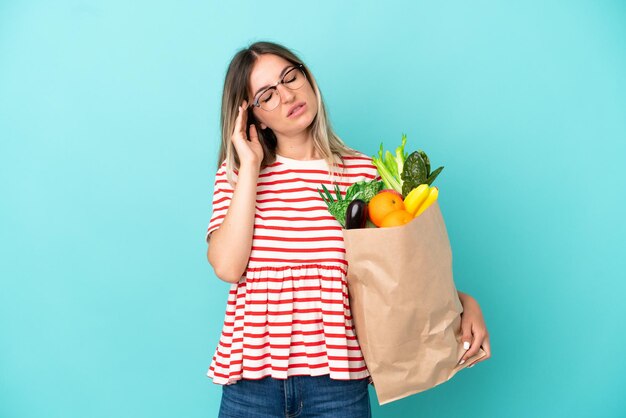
left=288, top=103, right=306, bottom=118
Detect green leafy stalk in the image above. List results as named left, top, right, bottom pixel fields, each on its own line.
left=395, top=133, right=408, bottom=180
left=384, top=150, right=398, bottom=179
left=318, top=184, right=334, bottom=205
left=372, top=143, right=402, bottom=193
left=334, top=184, right=342, bottom=201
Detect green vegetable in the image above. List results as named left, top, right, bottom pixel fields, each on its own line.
left=318, top=180, right=382, bottom=227
left=420, top=148, right=444, bottom=186
left=317, top=184, right=356, bottom=228
left=345, top=180, right=383, bottom=203
left=401, top=151, right=428, bottom=197
left=371, top=134, right=408, bottom=194
left=418, top=150, right=430, bottom=177
left=426, top=166, right=444, bottom=186
left=401, top=150, right=444, bottom=196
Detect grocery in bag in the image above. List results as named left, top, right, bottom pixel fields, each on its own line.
left=319, top=134, right=487, bottom=404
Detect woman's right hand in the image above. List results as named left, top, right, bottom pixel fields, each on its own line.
left=231, top=99, right=264, bottom=169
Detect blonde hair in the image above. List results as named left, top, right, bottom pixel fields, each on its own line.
left=217, top=41, right=360, bottom=185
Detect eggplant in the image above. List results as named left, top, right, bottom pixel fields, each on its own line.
left=345, top=199, right=368, bottom=229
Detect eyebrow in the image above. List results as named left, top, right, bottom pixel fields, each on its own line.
left=253, top=65, right=293, bottom=98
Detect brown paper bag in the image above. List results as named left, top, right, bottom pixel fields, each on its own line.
left=343, top=200, right=487, bottom=405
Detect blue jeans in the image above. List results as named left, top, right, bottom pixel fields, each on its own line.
left=218, top=374, right=371, bottom=418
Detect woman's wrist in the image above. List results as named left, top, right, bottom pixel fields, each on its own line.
left=238, top=161, right=261, bottom=177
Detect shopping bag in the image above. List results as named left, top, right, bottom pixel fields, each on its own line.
left=343, top=200, right=487, bottom=405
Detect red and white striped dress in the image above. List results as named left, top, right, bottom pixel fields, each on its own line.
left=205, top=152, right=379, bottom=385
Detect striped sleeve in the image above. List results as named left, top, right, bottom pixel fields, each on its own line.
left=205, top=162, right=236, bottom=243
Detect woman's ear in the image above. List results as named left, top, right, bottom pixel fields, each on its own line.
left=260, top=122, right=268, bottom=130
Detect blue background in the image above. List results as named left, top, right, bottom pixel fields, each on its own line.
left=1, top=1, right=625, bottom=417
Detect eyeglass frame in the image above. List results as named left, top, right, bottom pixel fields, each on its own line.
left=249, top=64, right=307, bottom=111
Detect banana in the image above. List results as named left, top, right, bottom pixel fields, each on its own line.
left=404, top=184, right=430, bottom=216
left=415, top=186, right=438, bottom=217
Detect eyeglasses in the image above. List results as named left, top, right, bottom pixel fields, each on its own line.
left=250, top=64, right=307, bottom=112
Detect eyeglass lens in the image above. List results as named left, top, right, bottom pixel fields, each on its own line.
left=256, top=67, right=306, bottom=111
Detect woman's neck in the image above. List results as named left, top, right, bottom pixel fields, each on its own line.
left=275, top=133, right=320, bottom=161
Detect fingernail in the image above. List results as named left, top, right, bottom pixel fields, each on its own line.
left=458, top=359, right=465, bottom=365
left=463, top=341, right=470, bottom=350
left=469, top=364, right=475, bottom=368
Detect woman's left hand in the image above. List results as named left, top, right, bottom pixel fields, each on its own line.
left=457, top=292, right=491, bottom=367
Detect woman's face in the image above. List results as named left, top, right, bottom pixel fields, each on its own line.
left=247, top=54, right=318, bottom=139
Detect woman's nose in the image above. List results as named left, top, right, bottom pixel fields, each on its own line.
left=277, top=84, right=295, bottom=102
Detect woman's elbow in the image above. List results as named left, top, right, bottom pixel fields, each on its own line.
left=209, top=260, right=243, bottom=284
left=216, top=271, right=243, bottom=284
left=206, top=234, right=246, bottom=283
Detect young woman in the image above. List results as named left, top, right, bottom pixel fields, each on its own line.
left=205, top=41, right=491, bottom=417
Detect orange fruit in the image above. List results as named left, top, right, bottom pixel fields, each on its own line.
left=368, top=191, right=405, bottom=227
left=380, top=209, right=413, bottom=228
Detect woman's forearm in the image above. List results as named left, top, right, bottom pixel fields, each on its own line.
left=458, top=290, right=480, bottom=313
left=207, top=163, right=259, bottom=283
